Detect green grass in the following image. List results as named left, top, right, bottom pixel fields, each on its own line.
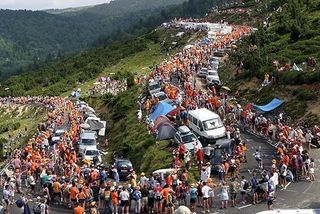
left=0, top=105, right=47, bottom=158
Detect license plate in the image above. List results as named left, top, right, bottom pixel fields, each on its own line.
left=121, top=170, right=127, bottom=172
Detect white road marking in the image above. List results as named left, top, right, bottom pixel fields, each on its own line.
left=236, top=204, right=252, bottom=209
left=303, top=182, right=313, bottom=194
left=283, top=182, right=291, bottom=189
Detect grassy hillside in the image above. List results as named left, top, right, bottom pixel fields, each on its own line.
left=0, top=104, right=46, bottom=158
left=0, top=0, right=186, bottom=78
left=215, top=0, right=320, bottom=123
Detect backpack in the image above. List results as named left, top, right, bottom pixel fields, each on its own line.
left=243, top=181, right=249, bottom=190
left=15, top=199, right=24, bottom=208
left=33, top=203, right=41, bottom=214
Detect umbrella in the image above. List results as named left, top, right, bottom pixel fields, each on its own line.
left=221, top=86, right=231, bottom=91
left=80, top=123, right=90, bottom=129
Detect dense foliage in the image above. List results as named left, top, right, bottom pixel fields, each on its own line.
left=0, top=0, right=186, bottom=78
left=231, top=0, right=320, bottom=83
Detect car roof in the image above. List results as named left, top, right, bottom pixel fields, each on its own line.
left=149, top=81, right=160, bottom=86
left=215, top=138, right=233, bottom=148
left=178, top=126, right=191, bottom=134
left=115, top=158, right=131, bottom=162
left=188, top=108, right=220, bottom=121
left=80, top=132, right=96, bottom=139
left=153, top=168, right=177, bottom=175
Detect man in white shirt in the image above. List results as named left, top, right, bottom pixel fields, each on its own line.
left=119, top=187, right=130, bottom=214
left=202, top=182, right=212, bottom=213
left=270, top=170, right=279, bottom=193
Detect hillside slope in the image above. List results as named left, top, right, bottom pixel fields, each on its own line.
left=208, top=0, right=320, bottom=123
left=0, top=0, right=185, bottom=78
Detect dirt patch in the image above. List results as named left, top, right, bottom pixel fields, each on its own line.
left=238, top=77, right=260, bottom=90
left=307, top=97, right=320, bottom=117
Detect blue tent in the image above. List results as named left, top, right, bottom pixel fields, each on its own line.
left=253, top=98, right=284, bottom=112
left=149, top=102, right=174, bottom=121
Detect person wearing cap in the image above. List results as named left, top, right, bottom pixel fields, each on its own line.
left=139, top=172, right=148, bottom=187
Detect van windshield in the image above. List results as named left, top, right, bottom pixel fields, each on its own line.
left=203, top=118, right=223, bottom=130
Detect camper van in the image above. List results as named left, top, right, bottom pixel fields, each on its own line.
left=187, top=108, right=226, bottom=145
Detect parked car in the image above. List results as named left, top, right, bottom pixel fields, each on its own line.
left=153, top=168, right=180, bottom=187
left=82, top=148, right=102, bottom=163
left=213, top=49, right=226, bottom=57
left=78, top=132, right=97, bottom=155
left=148, top=81, right=161, bottom=95
left=206, top=70, right=219, bottom=84
left=114, top=158, right=133, bottom=180
left=152, top=91, right=174, bottom=104
left=51, top=129, right=65, bottom=145
left=197, top=67, right=208, bottom=78
left=210, top=138, right=235, bottom=173
left=209, top=56, right=220, bottom=70
left=187, top=108, right=226, bottom=145
left=174, top=126, right=203, bottom=153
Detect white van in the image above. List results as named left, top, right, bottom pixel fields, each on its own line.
left=187, top=108, right=226, bottom=145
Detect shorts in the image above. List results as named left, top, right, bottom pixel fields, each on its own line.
left=267, top=198, right=273, bottom=205
left=190, top=198, right=196, bottom=204
left=241, top=191, right=246, bottom=195
left=79, top=199, right=85, bottom=204
left=148, top=198, right=155, bottom=207
left=280, top=175, right=286, bottom=179
left=121, top=200, right=129, bottom=207
left=203, top=197, right=209, bottom=200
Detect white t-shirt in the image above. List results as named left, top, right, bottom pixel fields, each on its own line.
left=202, top=185, right=212, bottom=198
left=119, top=190, right=130, bottom=201
left=270, top=172, right=279, bottom=186
left=240, top=179, right=247, bottom=192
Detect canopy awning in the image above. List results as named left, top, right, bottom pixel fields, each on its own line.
left=253, top=98, right=284, bottom=112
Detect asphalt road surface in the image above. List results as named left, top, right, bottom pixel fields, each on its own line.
left=6, top=132, right=320, bottom=214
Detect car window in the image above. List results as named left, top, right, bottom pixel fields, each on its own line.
left=85, top=150, right=99, bottom=156
left=181, top=133, right=196, bottom=143
left=116, top=161, right=132, bottom=168
left=157, top=94, right=167, bottom=101
left=192, top=117, right=198, bottom=126
left=54, top=131, right=64, bottom=137
left=149, top=83, right=160, bottom=90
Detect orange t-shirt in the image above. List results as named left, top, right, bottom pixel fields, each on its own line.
left=73, top=206, right=84, bottom=214
left=111, top=191, right=119, bottom=204
left=70, top=187, right=79, bottom=200
left=78, top=191, right=86, bottom=200
left=161, top=187, right=170, bottom=199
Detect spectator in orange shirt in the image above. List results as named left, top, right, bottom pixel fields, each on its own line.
left=73, top=202, right=84, bottom=214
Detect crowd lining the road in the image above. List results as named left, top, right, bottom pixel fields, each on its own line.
left=0, top=17, right=319, bottom=214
